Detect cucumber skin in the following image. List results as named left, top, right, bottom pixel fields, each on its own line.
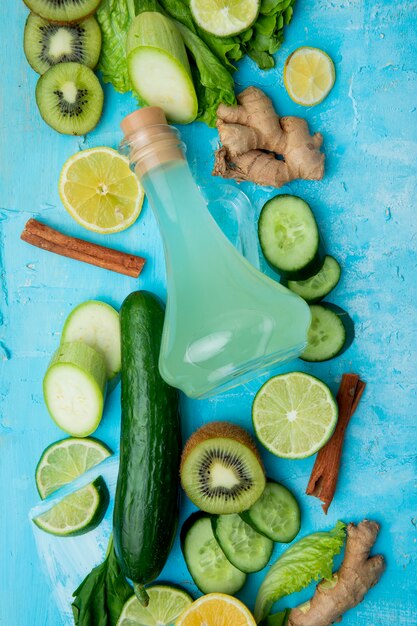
left=113, top=291, right=181, bottom=587
left=258, top=194, right=325, bottom=281
left=300, top=302, right=355, bottom=362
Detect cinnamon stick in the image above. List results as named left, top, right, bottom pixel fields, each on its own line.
left=306, top=373, right=366, bottom=514
left=21, top=219, right=145, bottom=278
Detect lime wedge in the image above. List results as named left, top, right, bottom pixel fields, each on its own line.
left=117, top=585, right=193, bottom=626
left=252, top=372, right=338, bottom=459
left=33, top=476, right=109, bottom=536
left=190, top=0, right=260, bottom=37
left=35, top=437, right=112, bottom=499
left=59, top=147, right=144, bottom=234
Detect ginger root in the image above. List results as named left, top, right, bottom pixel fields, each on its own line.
left=213, top=87, right=325, bottom=187
left=287, top=520, right=386, bottom=626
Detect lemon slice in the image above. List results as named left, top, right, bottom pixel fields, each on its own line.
left=59, top=147, right=144, bottom=234
left=190, top=0, right=260, bottom=37
left=176, top=593, right=256, bottom=626
left=284, top=47, right=335, bottom=106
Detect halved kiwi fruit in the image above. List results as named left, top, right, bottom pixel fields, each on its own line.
left=24, top=13, right=102, bottom=75
left=180, top=421, right=266, bottom=514
left=23, top=0, right=102, bottom=24
left=35, top=62, right=103, bottom=135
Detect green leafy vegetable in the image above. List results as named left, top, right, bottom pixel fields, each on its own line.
left=254, top=521, right=346, bottom=623
left=96, top=0, right=296, bottom=125
left=72, top=536, right=132, bottom=626
left=96, top=0, right=135, bottom=93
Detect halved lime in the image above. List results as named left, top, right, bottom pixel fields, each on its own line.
left=33, top=476, right=109, bottom=536
left=190, top=0, right=260, bottom=37
left=252, top=372, right=338, bottom=459
left=117, top=585, right=193, bottom=626
left=35, top=437, right=112, bottom=499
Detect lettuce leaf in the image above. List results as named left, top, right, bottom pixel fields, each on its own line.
left=72, top=536, right=132, bottom=625
left=254, top=521, right=346, bottom=623
left=96, top=0, right=296, bottom=125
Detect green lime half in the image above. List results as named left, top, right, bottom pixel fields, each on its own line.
left=117, top=585, right=193, bottom=626
left=190, top=0, right=260, bottom=37
left=32, top=476, right=109, bottom=536
left=252, top=372, right=338, bottom=459
left=35, top=437, right=112, bottom=499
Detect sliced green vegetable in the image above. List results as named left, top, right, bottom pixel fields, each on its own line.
left=43, top=341, right=107, bottom=437
left=254, top=521, right=346, bottom=623
left=127, top=12, right=198, bottom=124
left=287, top=256, right=341, bottom=303
left=212, top=513, right=273, bottom=573
left=61, top=300, right=121, bottom=380
left=241, top=481, right=300, bottom=543
left=181, top=512, right=246, bottom=594
left=72, top=536, right=133, bottom=626
left=301, top=303, right=355, bottom=362
left=258, top=195, right=324, bottom=281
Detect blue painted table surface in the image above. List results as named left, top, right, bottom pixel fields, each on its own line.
left=1, top=1, right=417, bottom=624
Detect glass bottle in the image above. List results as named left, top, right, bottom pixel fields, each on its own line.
left=121, top=107, right=310, bottom=399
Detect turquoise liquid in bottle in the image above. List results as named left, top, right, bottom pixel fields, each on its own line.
left=121, top=108, right=311, bottom=399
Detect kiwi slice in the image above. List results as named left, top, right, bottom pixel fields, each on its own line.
left=24, top=13, right=101, bottom=75
left=23, top=0, right=102, bottom=24
left=180, top=421, right=266, bottom=514
left=35, top=62, right=103, bottom=135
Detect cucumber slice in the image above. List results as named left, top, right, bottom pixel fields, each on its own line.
left=181, top=512, right=246, bottom=594
left=241, top=481, right=301, bottom=543
left=212, top=514, right=273, bottom=573
left=287, top=256, right=341, bottom=303
left=61, top=300, right=121, bottom=380
left=258, top=195, right=324, bottom=280
left=43, top=341, right=107, bottom=437
left=32, top=476, right=109, bottom=537
left=35, top=437, right=112, bottom=498
left=301, top=303, right=354, bottom=362
left=127, top=12, right=198, bottom=124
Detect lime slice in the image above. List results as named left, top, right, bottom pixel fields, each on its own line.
left=284, top=47, right=335, bottom=106
left=190, top=0, right=260, bottom=37
left=33, top=476, right=109, bottom=536
left=117, top=585, right=193, bottom=626
left=252, top=372, right=338, bottom=459
left=35, top=437, right=112, bottom=499
left=59, top=147, right=144, bottom=234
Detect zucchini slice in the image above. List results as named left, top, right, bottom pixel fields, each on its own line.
left=181, top=512, right=246, bottom=594
left=301, top=303, right=355, bottom=362
left=212, top=514, right=273, bottom=573
left=287, top=255, right=341, bottom=303
left=258, top=195, right=324, bottom=280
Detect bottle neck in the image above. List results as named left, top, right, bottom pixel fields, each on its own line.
left=121, top=123, right=185, bottom=179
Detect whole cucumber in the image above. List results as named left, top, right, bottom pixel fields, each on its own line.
left=113, top=291, right=181, bottom=606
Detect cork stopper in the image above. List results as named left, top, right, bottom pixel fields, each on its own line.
left=121, top=107, right=184, bottom=177
left=120, top=107, right=168, bottom=135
